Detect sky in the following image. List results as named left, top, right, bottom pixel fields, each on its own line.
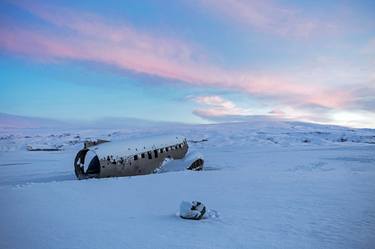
left=0, top=0, right=374, bottom=127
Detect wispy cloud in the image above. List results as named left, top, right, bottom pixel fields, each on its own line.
left=194, top=0, right=340, bottom=38
left=191, top=95, right=300, bottom=122
left=192, top=95, right=289, bottom=123
left=192, top=94, right=375, bottom=128
left=193, top=95, right=251, bottom=117
left=0, top=1, right=351, bottom=111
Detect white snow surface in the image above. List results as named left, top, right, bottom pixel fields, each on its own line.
left=0, top=120, right=375, bottom=249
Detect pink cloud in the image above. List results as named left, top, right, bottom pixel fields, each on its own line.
left=193, top=95, right=251, bottom=117
left=191, top=95, right=326, bottom=123
left=192, top=95, right=290, bottom=123
left=0, top=2, right=350, bottom=110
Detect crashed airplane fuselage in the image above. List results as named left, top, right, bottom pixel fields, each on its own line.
left=74, top=135, right=203, bottom=179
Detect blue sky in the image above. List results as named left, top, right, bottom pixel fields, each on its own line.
left=0, top=0, right=374, bottom=127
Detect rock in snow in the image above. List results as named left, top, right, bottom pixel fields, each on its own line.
left=179, top=201, right=206, bottom=220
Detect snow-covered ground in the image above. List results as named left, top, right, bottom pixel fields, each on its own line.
left=0, top=120, right=374, bottom=249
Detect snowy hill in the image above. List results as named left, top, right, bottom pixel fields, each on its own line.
left=0, top=112, right=67, bottom=129
left=0, top=120, right=374, bottom=249
left=1, top=118, right=374, bottom=152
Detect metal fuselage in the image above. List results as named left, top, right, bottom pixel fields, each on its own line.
left=74, top=135, right=189, bottom=179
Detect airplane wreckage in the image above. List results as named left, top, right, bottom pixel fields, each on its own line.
left=74, top=135, right=204, bottom=179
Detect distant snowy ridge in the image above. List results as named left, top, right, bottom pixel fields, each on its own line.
left=0, top=119, right=374, bottom=152
left=0, top=113, right=182, bottom=129
left=0, top=113, right=66, bottom=129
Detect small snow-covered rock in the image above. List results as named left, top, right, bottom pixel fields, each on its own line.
left=179, top=201, right=206, bottom=220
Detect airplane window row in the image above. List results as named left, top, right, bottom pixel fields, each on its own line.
left=132, top=143, right=184, bottom=161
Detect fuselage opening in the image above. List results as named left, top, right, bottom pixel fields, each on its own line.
left=74, top=149, right=101, bottom=179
